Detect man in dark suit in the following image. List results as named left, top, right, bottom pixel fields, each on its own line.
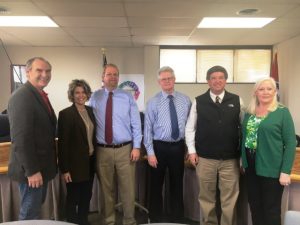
left=8, top=57, right=57, bottom=220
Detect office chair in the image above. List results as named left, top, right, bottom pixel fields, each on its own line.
left=0, top=114, right=10, bottom=142
left=284, top=210, right=300, bottom=225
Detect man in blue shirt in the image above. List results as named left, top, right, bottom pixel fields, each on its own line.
left=144, top=66, right=191, bottom=223
left=89, top=63, right=142, bottom=225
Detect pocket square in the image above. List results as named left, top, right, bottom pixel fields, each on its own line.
left=228, top=104, right=234, bottom=107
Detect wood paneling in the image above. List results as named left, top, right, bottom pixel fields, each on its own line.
left=0, top=142, right=10, bottom=174
left=291, top=148, right=300, bottom=182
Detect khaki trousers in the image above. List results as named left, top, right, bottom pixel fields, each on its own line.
left=196, top=157, right=239, bottom=225
left=96, top=145, right=136, bottom=225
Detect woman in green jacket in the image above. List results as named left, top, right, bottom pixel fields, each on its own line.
left=241, top=77, right=296, bottom=225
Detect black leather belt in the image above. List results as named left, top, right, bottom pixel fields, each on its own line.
left=153, top=139, right=184, bottom=145
left=97, top=141, right=131, bottom=148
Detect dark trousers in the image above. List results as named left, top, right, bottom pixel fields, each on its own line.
left=65, top=159, right=94, bottom=225
left=245, top=149, right=284, bottom=225
left=149, top=140, right=185, bottom=223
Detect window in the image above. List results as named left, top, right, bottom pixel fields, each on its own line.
left=11, top=65, right=27, bottom=92
left=160, top=47, right=271, bottom=83
left=160, top=49, right=196, bottom=83
left=197, top=50, right=233, bottom=82
left=234, top=49, right=271, bottom=82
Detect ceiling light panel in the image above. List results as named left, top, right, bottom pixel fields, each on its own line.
left=0, top=16, right=58, bottom=27
left=198, top=17, right=276, bottom=28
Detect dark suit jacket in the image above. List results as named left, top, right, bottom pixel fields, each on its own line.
left=57, top=104, right=96, bottom=182
left=8, top=82, right=57, bottom=183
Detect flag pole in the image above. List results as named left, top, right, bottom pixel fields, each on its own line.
left=101, top=48, right=107, bottom=67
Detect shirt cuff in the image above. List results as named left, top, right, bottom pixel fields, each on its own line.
left=146, top=147, right=155, bottom=156
left=187, top=146, right=196, bottom=154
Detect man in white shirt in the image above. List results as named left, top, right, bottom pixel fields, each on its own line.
left=185, top=65, right=243, bottom=225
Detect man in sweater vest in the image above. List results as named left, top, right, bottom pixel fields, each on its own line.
left=185, top=65, right=243, bottom=225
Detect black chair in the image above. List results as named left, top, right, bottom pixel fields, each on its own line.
left=0, top=114, right=10, bottom=142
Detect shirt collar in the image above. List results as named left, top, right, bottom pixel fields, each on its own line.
left=210, top=90, right=225, bottom=102
left=104, top=87, right=117, bottom=95
left=161, top=90, right=176, bottom=99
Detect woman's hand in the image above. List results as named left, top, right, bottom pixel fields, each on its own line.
left=63, top=172, right=72, bottom=183
left=279, top=172, right=291, bottom=186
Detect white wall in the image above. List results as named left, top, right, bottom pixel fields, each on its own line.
left=276, top=35, right=300, bottom=133
left=0, top=47, right=144, bottom=114
left=0, top=45, right=255, bottom=115
left=0, top=48, right=12, bottom=112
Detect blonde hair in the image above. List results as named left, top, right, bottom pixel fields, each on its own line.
left=247, top=77, right=278, bottom=114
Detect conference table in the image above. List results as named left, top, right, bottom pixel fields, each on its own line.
left=1, top=142, right=300, bottom=224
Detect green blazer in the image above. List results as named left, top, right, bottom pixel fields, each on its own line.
left=241, top=105, right=296, bottom=178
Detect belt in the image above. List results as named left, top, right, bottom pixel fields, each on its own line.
left=97, top=141, right=131, bottom=149
left=153, top=139, right=184, bottom=145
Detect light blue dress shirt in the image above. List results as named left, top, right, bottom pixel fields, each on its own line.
left=144, top=91, right=191, bottom=155
left=89, top=88, right=142, bottom=149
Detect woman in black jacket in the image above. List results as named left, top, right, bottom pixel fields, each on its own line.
left=58, top=79, right=96, bottom=225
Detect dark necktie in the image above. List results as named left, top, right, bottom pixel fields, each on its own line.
left=168, top=95, right=179, bottom=140
left=215, top=96, right=221, bottom=104
left=105, top=92, right=113, bottom=144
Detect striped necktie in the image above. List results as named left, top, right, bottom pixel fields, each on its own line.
left=215, top=96, right=221, bottom=104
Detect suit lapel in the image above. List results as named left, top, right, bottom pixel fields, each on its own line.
left=72, top=105, right=88, bottom=143
left=25, top=82, right=57, bottom=128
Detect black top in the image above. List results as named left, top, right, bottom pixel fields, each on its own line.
left=195, top=90, right=241, bottom=160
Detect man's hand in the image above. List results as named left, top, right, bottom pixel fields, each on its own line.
left=28, top=172, right=43, bottom=188
left=63, top=172, right=72, bottom=183
left=148, top=155, right=158, bottom=168
left=131, top=148, right=140, bottom=162
left=188, top=153, right=199, bottom=167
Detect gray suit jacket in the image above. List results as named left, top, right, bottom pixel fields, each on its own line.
left=8, top=82, right=57, bottom=183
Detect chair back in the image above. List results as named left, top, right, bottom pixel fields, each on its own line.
left=0, top=114, right=10, bottom=142
left=284, top=210, right=300, bottom=225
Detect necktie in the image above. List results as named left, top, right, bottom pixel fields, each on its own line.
left=40, top=90, right=52, bottom=114
left=105, top=92, right=113, bottom=144
left=215, top=96, right=221, bottom=104
left=168, top=95, right=179, bottom=140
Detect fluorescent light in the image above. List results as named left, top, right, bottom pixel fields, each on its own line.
left=198, top=17, right=275, bottom=28
left=0, top=16, right=58, bottom=27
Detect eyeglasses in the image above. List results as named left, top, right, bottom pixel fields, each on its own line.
left=160, top=77, right=174, bottom=82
